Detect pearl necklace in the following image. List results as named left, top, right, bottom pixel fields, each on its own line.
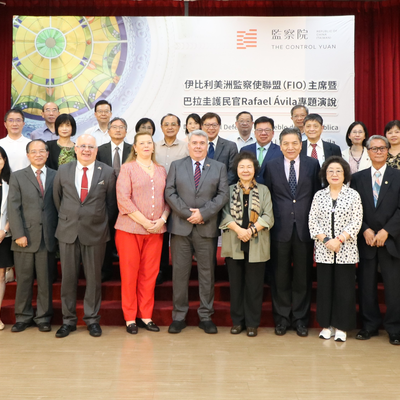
left=136, top=159, right=153, bottom=169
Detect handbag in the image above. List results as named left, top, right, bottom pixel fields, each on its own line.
left=5, top=267, right=15, bottom=283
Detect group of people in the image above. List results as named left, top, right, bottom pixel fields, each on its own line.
left=0, top=101, right=400, bottom=347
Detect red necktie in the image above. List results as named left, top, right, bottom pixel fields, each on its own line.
left=80, top=167, right=88, bottom=202
left=311, top=144, right=318, bottom=160
left=35, top=170, right=44, bottom=197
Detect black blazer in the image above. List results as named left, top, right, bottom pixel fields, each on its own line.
left=264, top=155, right=321, bottom=242
left=351, top=166, right=400, bottom=259
left=213, top=137, right=238, bottom=185
left=96, top=141, right=132, bottom=167
left=241, top=142, right=282, bottom=184
left=46, top=140, right=76, bottom=170
left=301, top=139, right=342, bottom=161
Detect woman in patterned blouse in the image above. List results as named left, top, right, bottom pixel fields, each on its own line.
left=384, top=120, right=400, bottom=169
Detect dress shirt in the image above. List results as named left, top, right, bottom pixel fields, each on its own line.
left=227, top=132, right=255, bottom=150
left=30, top=165, right=47, bottom=190
left=306, top=139, right=324, bottom=166
left=30, top=125, right=58, bottom=141
left=155, top=138, right=189, bottom=173
left=284, top=155, right=300, bottom=182
left=110, top=141, right=125, bottom=165
left=208, top=136, right=219, bottom=155
left=191, top=158, right=206, bottom=175
left=84, top=125, right=111, bottom=146
left=371, top=164, right=387, bottom=186
left=256, top=142, right=271, bottom=163
left=0, top=135, right=31, bottom=172
left=74, top=161, right=95, bottom=196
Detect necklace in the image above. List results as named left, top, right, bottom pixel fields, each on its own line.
left=136, top=159, right=153, bottom=169
left=350, top=147, right=363, bottom=169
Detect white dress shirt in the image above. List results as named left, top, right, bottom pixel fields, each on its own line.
left=256, top=142, right=271, bottom=163
left=84, top=125, right=111, bottom=146
left=30, top=165, right=47, bottom=190
left=306, top=139, right=325, bottom=166
left=284, top=155, right=300, bottom=182
left=110, top=141, right=124, bottom=165
left=75, top=161, right=95, bottom=196
left=227, top=132, right=255, bottom=150
left=371, top=164, right=387, bottom=186
left=191, top=158, right=206, bottom=175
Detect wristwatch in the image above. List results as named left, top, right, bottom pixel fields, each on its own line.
left=322, top=237, right=330, bottom=244
left=3, top=230, right=8, bottom=235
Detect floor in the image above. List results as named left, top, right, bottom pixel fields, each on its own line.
left=1, top=326, right=399, bottom=400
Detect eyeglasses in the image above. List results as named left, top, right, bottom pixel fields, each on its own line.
left=44, top=108, right=58, bottom=113
left=351, top=130, right=364, bottom=135
left=96, top=110, right=111, bottom=115
left=7, top=118, right=23, bottom=123
left=141, top=126, right=153, bottom=130
left=29, top=150, right=47, bottom=155
left=110, top=125, right=126, bottom=130
left=368, top=146, right=388, bottom=153
left=238, top=120, right=252, bottom=125
left=162, top=123, right=179, bottom=127
left=327, top=169, right=343, bottom=175
left=76, top=145, right=96, bottom=150
left=255, top=128, right=273, bottom=133
left=203, top=123, right=219, bottom=128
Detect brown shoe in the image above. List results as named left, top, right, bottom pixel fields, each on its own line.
left=230, top=325, right=244, bottom=334
left=247, top=327, right=257, bottom=337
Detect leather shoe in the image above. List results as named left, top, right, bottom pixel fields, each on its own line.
left=275, top=324, right=287, bottom=336
left=55, top=324, right=77, bottom=338
left=199, top=320, right=218, bottom=334
left=168, top=320, right=186, bottom=334
left=230, top=325, right=244, bottom=334
left=247, top=327, right=257, bottom=337
left=296, top=325, right=308, bottom=337
left=355, top=329, right=379, bottom=340
left=37, top=323, right=52, bottom=332
left=155, top=271, right=164, bottom=285
left=126, top=323, right=138, bottom=334
left=136, top=319, right=160, bottom=332
left=389, top=333, right=400, bottom=345
left=11, top=321, right=35, bottom=332
left=87, top=323, right=102, bottom=337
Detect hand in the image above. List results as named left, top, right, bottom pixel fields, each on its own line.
left=16, top=236, right=28, bottom=248
left=0, top=230, right=5, bottom=244
left=142, top=220, right=156, bottom=230
left=187, top=208, right=204, bottom=224
left=373, top=229, right=388, bottom=247
left=325, top=238, right=341, bottom=253
left=147, top=219, right=165, bottom=233
left=363, top=228, right=376, bottom=246
left=236, top=227, right=252, bottom=242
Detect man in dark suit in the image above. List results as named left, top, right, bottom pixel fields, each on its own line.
left=201, top=112, right=238, bottom=184
left=8, top=139, right=58, bottom=333
left=96, top=117, right=131, bottom=282
left=241, top=116, right=282, bottom=184
left=351, top=135, right=400, bottom=345
left=301, top=113, right=342, bottom=165
left=165, top=130, right=229, bottom=334
left=53, top=134, right=117, bottom=338
left=264, top=128, right=321, bottom=337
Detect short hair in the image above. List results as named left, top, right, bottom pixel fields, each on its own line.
left=135, top=118, right=155, bottom=135
left=236, top=111, right=253, bottom=121
left=185, top=113, right=201, bottom=134
left=161, top=113, right=181, bottom=127
left=254, top=116, right=275, bottom=130
left=201, top=112, right=221, bottom=126
left=320, top=156, right=351, bottom=186
left=279, top=127, right=302, bottom=143
left=94, top=100, right=112, bottom=112
left=55, top=114, right=77, bottom=136
left=232, top=151, right=260, bottom=180
left=108, top=117, right=128, bottom=130
left=290, top=105, right=309, bottom=117
left=384, top=120, right=400, bottom=136
left=26, top=139, right=49, bottom=154
left=0, top=146, right=11, bottom=182
left=366, top=135, right=390, bottom=149
left=4, top=108, right=25, bottom=122
left=303, top=113, right=323, bottom=126
left=345, top=121, right=369, bottom=147
left=41, top=102, right=59, bottom=112
left=188, top=129, right=208, bottom=141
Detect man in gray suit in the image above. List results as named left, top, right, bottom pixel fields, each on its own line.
left=8, top=139, right=58, bottom=333
left=165, top=130, right=229, bottom=334
left=53, top=134, right=117, bottom=338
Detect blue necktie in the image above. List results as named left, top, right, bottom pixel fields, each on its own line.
left=208, top=142, right=215, bottom=159
left=289, top=160, right=297, bottom=198
left=373, top=171, right=381, bottom=207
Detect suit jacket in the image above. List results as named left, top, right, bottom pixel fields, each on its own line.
left=241, top=142, right=282, bottom=184
left=213, top=137, right=238, bottom=185
left=351, top=166, right=400, bottom=259
left=96, top=141, right=132, bottom=167
left=264, top=155, right=321, bottom=242
left=301, top=139, right=342, bottom=162
left=165, top=156, right=229, bottom=238
left=46, top=140, right=77, bottom=170
left=8, top=166, right=58, bottom=252
left=53, top=160, right=117, bottom=246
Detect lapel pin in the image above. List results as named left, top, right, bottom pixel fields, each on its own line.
left=385, top=181, right=388, bottom=184
left=206, top=164, right=210, bottom=167
left=98, top=166, right=102, bottom=170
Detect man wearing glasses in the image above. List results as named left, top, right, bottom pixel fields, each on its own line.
left=241, top=116, right=282, bottom=184
left=53, top=134, right=117, bottom=338
left=0, top=108, right=31, bottom=171
left=351, top=135, right=400, bottom=346
left=227, top=111, right=256, bottom=150
left=30, top=102, right=60, bottom=141
left=84, top=100, right=113, bottom=146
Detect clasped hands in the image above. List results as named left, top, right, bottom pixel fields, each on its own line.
left=363, top=228, right=388, bottom=247
left=143, top=219, right=165, bottom=233
left=187, top=208, right=204, bottom=224
left=15, top=236, right=28, bottom=248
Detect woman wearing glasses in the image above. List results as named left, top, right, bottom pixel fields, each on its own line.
left=309, top=156, right=362, bottom=342
left=384, top=120, right=400, bottom=169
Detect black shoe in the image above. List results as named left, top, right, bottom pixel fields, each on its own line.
left=199, top=320, right=218, bottom=334
left=168, top=320, right=187, bottom=334
left=37, top=323, right=52, bottom=332
left=136, top=319, right=160, bottom=332
left=355, top=329, right=379, bottom=340
left=230, top=325, right=244, bottom=334
left=247, top=327, right=257, bottom=337
left=126, top=323, right=138, bottom=334
left=55, top=324, right=77, bottom=338
left=275, top=324, right=287, bottom=336
left=87, top=323, right=102, bottom=337
left=296, top=325, right=308, bottom=337
left=389, top=333, right=400, bottom=345
left=11, top=321, right=35, bottom=332
left=156, top=271, right=164, bottom=285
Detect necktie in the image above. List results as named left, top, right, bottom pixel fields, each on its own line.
left=311, top=144, right=318, bottom=160
left=113, top=146, right=121, bottom=175
left=35, top=169, right=44, bottom=197
left=289, top=160, right=297, bottom=198
left=81, top=167, right=89, bottom=202
left=258, top=147, right=265, bottom=165
left=208, top=142, right=215, bottom=159
left=194, top=161, right=201, bottom=188
left=373, top=171, right=381, bottom=207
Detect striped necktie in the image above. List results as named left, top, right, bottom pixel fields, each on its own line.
left=373, top=171, right=381, bottom=207
left=194, top=162, right=201, bottom=188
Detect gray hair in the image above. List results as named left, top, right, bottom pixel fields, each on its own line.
left=108, top=117, right=128, bottom=130
left=188, top=129, right=208, bottom=141
left=279, top=127, right=302, bottom=144
left=366, top=135, right=390, bottom=149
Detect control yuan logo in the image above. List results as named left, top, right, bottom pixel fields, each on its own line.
left=237, top=29, right=257, bottom=49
